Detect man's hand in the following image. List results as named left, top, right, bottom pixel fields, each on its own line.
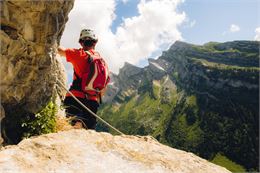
left=57, top=47, right=66, bottom=57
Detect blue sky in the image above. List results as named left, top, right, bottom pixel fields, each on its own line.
left=178, top=0, right=259, bottom=44
left=60, top=0, right=259, bottom=83
left=111, top=0, right=139, bottom=33
left=111, top=0, right=259, bottom=44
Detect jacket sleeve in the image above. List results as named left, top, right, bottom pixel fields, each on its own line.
left=65, top=48, right=77, bottom=62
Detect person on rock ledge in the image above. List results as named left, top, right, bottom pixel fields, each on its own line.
left=57, top=29, right=110, bottom=130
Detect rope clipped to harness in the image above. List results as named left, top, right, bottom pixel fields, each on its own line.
left=56, top=79, right=125, bottom=135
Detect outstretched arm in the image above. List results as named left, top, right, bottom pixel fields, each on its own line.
left=57, top=47, right=66, bottom=57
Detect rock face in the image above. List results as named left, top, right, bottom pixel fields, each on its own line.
left=0, top=1, right=74, bottom=144
left=0, top=129, right=231, bottom=173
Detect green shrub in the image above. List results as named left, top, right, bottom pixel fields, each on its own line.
left=21, top=101, right=58, bottom=138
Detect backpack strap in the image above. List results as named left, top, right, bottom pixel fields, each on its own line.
left=83, top=50, right=101, bottom=102
left=84, top=50, right=96, bottom=89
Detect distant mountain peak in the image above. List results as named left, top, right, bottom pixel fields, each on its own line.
left=170, top=41, right=193, bottom=51
left=118, top=62, right=142, bottom=78
left=122, top=61, right=140, bottom=68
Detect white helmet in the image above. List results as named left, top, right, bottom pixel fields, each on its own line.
left=79, top=29, right=98, bottom=41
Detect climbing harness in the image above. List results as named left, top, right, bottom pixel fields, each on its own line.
left=56, top=79, right=124, bottom=135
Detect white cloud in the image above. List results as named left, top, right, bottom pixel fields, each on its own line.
left=121, top=0, right=129, bottom=4
left=60, top=0, right=185, bottom=75
left=60, top=0, right=116, bottom=78
left=254, top=27, right=260, bottom=41
left=229, top=24, right=240, bottom=32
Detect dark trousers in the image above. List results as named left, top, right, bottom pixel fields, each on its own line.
left=63, top=97, right=99, bottom=129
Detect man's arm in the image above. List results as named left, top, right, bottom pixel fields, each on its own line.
left=57, top=47, right=66, bottom=57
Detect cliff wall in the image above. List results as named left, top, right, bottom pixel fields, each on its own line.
left=0, top=0, right=74, bottom=144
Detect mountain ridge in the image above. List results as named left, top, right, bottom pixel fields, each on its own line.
left=99, top=40, right=259, bottom=172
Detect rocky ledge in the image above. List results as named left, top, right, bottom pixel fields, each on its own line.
left=0, top=129, right=231, bottom=173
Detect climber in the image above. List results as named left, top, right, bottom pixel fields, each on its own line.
left=57, top=29, right=110, bottom=129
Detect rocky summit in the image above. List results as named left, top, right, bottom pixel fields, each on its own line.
left=0, top=129, right=231, bottom=173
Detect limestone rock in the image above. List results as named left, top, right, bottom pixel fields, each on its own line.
left=0, top=0, right=73, bottom=143
left=0, top=129, right=231, bottom=173
left=0, top=0, right=73, bottom=113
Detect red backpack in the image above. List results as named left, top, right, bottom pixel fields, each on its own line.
left=81, top=50, right=110, bottom=102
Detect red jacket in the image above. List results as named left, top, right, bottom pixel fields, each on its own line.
left=65, top=48, right=98, bottom=101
